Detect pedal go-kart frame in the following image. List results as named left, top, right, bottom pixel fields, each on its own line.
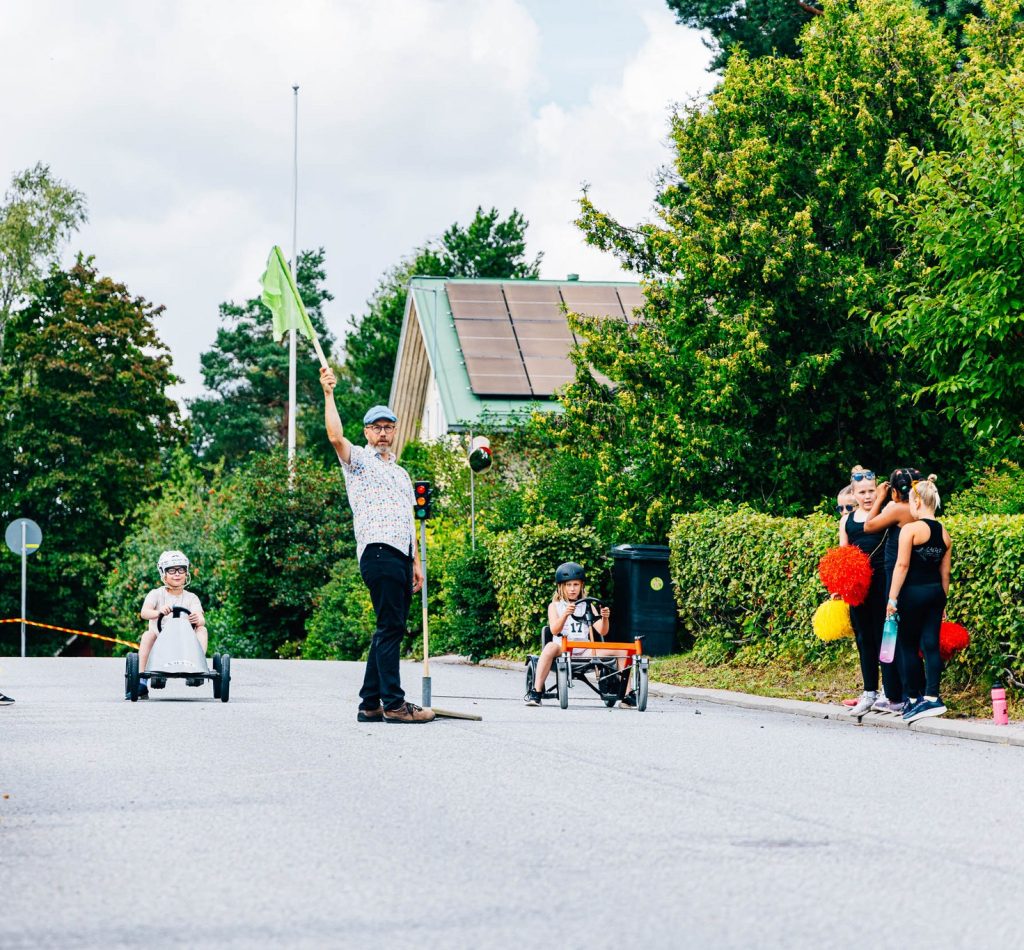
left=525, top=597, right=649, bottom=711
left=124, top=606, right=231, bottom=703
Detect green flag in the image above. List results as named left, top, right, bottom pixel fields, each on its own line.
left=261, top=245, right=317, bottom=343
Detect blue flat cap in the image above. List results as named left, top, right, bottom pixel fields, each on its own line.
left=363, top=405, right=398, bottom=425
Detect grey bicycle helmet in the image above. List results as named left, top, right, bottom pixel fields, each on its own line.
left=555, top=562, right=586, bottom=583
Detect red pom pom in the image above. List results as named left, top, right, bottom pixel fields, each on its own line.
left=939, top=621, right=970, bottom=662
left=817, top=546, right=873, bottom=606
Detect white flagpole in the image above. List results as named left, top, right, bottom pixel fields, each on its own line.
left=287, top=83, right=299, bottom=465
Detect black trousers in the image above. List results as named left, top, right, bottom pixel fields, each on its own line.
left=359, top=543, right=413, bottom=711
left=897, top=582, right=946, bottom=699
left=849, top=570, right=903, bottom=701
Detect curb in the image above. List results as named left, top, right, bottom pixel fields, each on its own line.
left=475, top=656, right=1024, bottom=747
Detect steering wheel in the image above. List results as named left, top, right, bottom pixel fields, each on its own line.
left=570, top=596, right=608, bottom=627
left=156, top=604, right=192, bottom=633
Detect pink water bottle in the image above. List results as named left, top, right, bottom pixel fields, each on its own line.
left=992, top=683, right=1009, bottom=725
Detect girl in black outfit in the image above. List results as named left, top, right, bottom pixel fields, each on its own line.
left=886, top=477, right=951, bottom=722
left=863, top=466, right=921, bottom=710
left=840, top=466, right=903, bottom=715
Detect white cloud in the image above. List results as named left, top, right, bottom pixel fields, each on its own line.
left=0, top=0, right=712, bottom=400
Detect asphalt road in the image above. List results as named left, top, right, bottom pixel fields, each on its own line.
left=1, top=656, right=1022, bottom=949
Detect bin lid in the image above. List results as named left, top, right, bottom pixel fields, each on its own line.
left=609, top=543, right=670, bottom=561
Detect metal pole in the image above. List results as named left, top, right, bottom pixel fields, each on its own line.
left=20, top=521, right=26, bottom=657
left=470, top=430, right=476, bottom=550
left=420, top=519, right=431, bottom=707
left=287, top=83, right=299, bottom=467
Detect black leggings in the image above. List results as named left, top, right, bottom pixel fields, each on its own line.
left=849, top=572, right=903, bottom=700
left=896, top=582, right=946, bottom=699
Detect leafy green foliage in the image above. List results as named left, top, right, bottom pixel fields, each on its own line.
left=188, top=248, right=336, bottom=468
left=303, top=560, right=377, bottom=660
left=0, top=258, right=184, bottom=651
left=875, top=1, right=1024, bottom=457
left=486, top=521, right=609, bottom=648
left=664, top=0, right=983, bottom=71
left=668, top=506, right=1024, bottom=685
left=948, top=462, right=1024, bottom=515
left=220, top=452, right=354, bottom=657
left=567, top=0, right=975, bottom=541
left=0, top=163, right=87, bottom=365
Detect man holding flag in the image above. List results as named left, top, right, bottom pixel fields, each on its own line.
left=318, top=367, right=434, bottom=724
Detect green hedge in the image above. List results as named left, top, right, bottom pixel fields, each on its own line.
left=486, top=521, right=609, bottom=649
left=668, top=506, right=1024, bottom=680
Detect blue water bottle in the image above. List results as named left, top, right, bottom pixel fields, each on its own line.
left=880, top=611, right=898, bottom=664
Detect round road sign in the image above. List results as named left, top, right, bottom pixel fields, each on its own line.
left=5, top=518, right=42, bottom=556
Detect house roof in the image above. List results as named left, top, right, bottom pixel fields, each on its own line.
left=389, top=276, right=642, bottom=451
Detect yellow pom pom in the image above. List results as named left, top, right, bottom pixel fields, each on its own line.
left=812, top=599, right=854, bottom=641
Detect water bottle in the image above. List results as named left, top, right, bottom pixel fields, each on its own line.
left=880, top=612, right=898, bottom=664
left=992, top=682, right=1009, bottom=725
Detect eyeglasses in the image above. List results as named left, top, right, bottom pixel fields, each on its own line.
left=835, top=504, right=855, bottom=514
left=851, top=471, right=875, bottom=482
left=164, top=566, right=187, bottom=575
left=366, top=424, right=396, bottom=434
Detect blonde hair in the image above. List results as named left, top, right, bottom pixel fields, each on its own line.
left=837, top=485, right=854, bottom=502
left=552, top=580, right=587, bottom=604
left=850, top=465, right=876, bottom=488
left=912, top=474, right=941, bottom=511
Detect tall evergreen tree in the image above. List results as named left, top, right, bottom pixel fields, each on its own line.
left=189, top=248, right=336, bottom=468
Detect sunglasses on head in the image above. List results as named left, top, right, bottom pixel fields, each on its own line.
left=835, top=503, right=855, bottom=514
left=851, top=471, right=875, bottom=482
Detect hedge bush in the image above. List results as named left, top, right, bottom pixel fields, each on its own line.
left=668, top=506, right=1024, bottom=682
left=303, top=560, right=377, bottom=660
left=487, top=521, right=609, bottom=648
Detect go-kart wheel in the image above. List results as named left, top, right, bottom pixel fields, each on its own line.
left=149, top=677, right=166, bottom=689
left=125, top=653, right=140, bottom=702
left=635, top=658, right=649, bottom=712
left=556, top=657, right=569, bottom=709
left=524, top=657, right=538, bottom=698
left=212, top=654, right=222, bottom=699
left=219, top=653, right=231, bottom=703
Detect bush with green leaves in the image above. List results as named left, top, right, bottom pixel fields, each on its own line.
left=948, top=462, right=1024, bottom=516
left=486, top=521, right=609, bottom=648
left=303, top=560, right=377, bottom=660
left=668, top=506, right=1024, bottom=684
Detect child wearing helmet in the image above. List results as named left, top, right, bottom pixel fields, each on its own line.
left=525, top=562, right=635, bottom=708
left=134, top=550, right=207, bottom=699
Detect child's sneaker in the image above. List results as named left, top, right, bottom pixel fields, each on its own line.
left=619, top=691, right=637, bottom=709
left=0, top=692, right=14, bottom=706
left=524, top=689, right=542, bottom=706
left=904, top=698, right=946, bottom=723
left=846, top=691, right=877, bottom=716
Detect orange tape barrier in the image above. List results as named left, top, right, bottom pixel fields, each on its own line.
left=0, top=618, right=139, bottom=650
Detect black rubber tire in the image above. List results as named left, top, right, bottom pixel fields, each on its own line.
left=524, top=657, right=538, bottom=698
left=125, top=653, right=140, bottom=702
left=556, top=657, right=569, bottom=709
left=212, top=654, right=222, bottom=699
left=219, top=653, right=231, bottom=703
left=636, top=660, right=649, bottom=712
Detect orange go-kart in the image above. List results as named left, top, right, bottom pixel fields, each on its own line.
left=524, top=597, right=649, bottom=711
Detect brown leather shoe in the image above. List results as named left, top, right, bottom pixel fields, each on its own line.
left=383, top=702, right=436, bottom=723
left=357, top=706, right=383, bottom=723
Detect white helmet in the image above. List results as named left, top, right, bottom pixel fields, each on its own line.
left=157, top=550, right=190, bottom=577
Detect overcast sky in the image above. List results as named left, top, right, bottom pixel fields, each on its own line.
left=0, top=0, right=715, bottom=402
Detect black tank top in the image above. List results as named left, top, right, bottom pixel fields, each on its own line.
left=845, top=514, right=885, bottom=570
left=906, top=519, right=947, bottom=585
left=882, top=503, right=910, bottom=570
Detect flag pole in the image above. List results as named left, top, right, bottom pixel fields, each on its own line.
left=287, top=83, right=299, bottom=465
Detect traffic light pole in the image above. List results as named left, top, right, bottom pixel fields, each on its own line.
left=420, top=518, right=430, bottom=707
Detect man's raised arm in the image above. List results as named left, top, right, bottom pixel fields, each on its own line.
left=320, top=367, right=352, bottom=465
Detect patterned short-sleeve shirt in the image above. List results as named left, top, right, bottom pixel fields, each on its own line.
left=340, top=443, right=416, bottom=562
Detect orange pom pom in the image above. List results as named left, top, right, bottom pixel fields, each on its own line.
left=818, top=546, right=873, bottom=606
left=939, top=621, right=970, bottom=662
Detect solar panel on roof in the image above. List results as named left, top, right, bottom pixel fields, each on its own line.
left=559, top=284, right=625, bottom=320
left=616, top=285, right=645, bottom=323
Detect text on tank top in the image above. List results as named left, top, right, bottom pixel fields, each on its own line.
left=906, top=519, right=947, bottom=586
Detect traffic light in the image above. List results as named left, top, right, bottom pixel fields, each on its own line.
left=414, top=480, right=432, bottom=520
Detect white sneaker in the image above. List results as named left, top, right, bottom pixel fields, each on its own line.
left=847, top=691, right=877, bottom=716
left=871, top=694, right=890, bottom=712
